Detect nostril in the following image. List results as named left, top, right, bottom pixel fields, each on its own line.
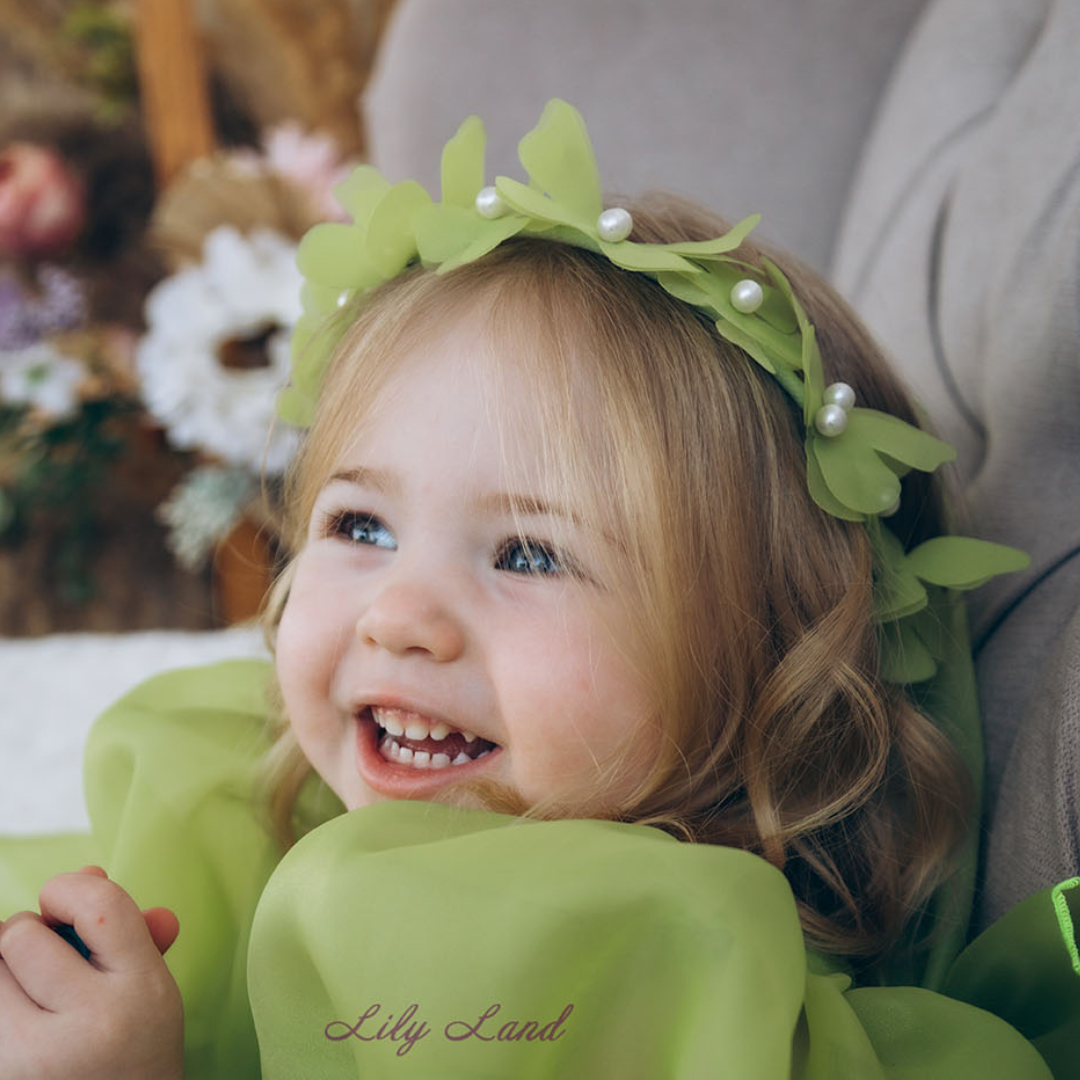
left=355, top=594, right=466, bottom=662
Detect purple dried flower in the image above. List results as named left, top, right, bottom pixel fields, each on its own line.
left=0, top=266, right=88, bottom=350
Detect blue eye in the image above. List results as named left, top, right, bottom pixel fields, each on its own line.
left=329, top=511, right=397, bottom=550
left=496, top=538, right=565, bottom=576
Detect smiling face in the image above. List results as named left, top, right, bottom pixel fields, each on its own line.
left=274, top=313, right=659, bottom=817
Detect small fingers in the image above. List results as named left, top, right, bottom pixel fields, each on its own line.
left=37, top=872, right=159, bottom=976
left=0, top=909, right=85, bottom=1012
left=0, top=949, right=48, bottom=1050
left=141, top=907, right=180, bottom=955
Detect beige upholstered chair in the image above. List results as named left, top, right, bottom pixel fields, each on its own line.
left=830, top=0, right=1080, bottom=930
left=363, top=0, right=1080, bottom=930
left=364, top=0, right=929, bottom=273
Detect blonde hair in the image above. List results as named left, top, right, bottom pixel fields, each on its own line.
left=259, top=195, right=971, bottom=965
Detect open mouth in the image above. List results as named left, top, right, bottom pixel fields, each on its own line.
left=361, top=706, right=500, bottom=772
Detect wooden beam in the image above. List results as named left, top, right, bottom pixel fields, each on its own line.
left=132, top=0, right=216, bottom=188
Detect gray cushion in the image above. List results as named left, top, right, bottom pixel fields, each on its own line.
left=364, top=0, right=927, bottom=271
left=831, top=0, right=1080, bottom=929
left=979, top=605, right=1080, bottom=926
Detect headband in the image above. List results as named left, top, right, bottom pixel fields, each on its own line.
left=281, top=98, right=1027, bottom=684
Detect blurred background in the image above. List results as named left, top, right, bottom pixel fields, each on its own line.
left=0, top=0, right=396, bottom=636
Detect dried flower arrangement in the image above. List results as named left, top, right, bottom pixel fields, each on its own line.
left=0, top=0, right=389, bottom=631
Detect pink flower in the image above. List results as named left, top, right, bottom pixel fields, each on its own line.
left=0, top=143, right=87, bottom=258
left=263, top=123, right=352, bottom=221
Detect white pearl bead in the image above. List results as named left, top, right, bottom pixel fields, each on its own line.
left=596, top=207, right=633, bottom=243
left=814, top=403, right=849, bottom=437
left=823, top=382, right=856, bottom=412
left=730, top=279, right=764, bottom=314
left=475, top=186, right=508, bottom=219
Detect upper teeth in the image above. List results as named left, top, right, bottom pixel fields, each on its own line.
left=371, top=707, right=480, bottom=743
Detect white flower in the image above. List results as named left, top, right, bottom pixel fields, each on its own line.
left=0, top=341, right=84, bottom=418
left=136, top=226, right=302, bottom=473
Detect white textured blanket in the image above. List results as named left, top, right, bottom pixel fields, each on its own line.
left=0, top=628, right=269, bottom=835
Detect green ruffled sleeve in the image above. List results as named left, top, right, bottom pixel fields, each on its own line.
left=2, top=660, right=1076, bottom=1078
left=247, top=800, right=1057, bottom=1079
left=942, top=878, right=1080, bottom=1079
left=80, top=659, right=289, bottom=1077
left=1, top=659, right=343, bottom=1079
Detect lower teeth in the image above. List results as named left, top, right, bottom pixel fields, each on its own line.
left=378, top=736, right=491, bottom=770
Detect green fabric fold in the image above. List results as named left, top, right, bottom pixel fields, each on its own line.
left=0, top=660, right=1075, bottom=1078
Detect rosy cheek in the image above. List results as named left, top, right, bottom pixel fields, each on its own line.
left=274, top=606, right=304, bottom=669
left=276, top=605, right=324, bottom=694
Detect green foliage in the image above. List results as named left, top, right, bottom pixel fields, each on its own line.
left=62, top=2, right=139, bottom=123
left=0, top=397, right=137, bottom=602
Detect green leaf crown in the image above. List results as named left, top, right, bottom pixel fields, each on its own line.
left=282, top=99, right=1029, bottom=685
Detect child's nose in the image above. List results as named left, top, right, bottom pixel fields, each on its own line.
left=354, top=580, right=465, bottom=662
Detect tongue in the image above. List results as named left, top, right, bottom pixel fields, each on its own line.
left=388, top=731, right=493, bottom=759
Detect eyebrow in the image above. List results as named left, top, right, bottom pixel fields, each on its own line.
left=325, top=466, right=399, bottom=494
left=322, top=467, right=581, bottom=523
left=473, top=491, right=583, bottom=525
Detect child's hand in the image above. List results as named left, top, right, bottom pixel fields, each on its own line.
left=0, top=866, right=184, bottom=1080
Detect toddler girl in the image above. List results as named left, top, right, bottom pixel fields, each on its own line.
left=0, top=100, right=1073, bottom=1079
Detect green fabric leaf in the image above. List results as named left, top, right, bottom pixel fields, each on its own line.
left=875, top=564, right=929, bottom=623
left=812, top=425, right=902, bottom=516
left=877, top=452, right=914, bottom=479
left=656, top=272, right=720, bottom=313
left=600, top=238, right=699, bottom=274
left=665, top=214, right=762, bottom=258
left=761, top=260, right=819, bottom=417
left=300, top=280, right=345, bottom=317
left=806, top=439, right=864, bottom=521
left=763, top=258, right=810, bottom=328
left=692, top=269, right=803, bottom=372
left=517, top=98, right=603, bottom=223
left=533, top=223, right=602, bottom=251
left=869, top=518, right=930, bottom=622
left=276, top=385, right=314, bottom=428
left=436, top=215, right=530, bottom=274
left=756, top=286, right=799, bottom=335
left=290, top=315, right=344, bottom=402
left=331, top=165, right=392, bottom=226
left=848, top=409, right=956, bottom=473
left=289, top=311, right=326, bottom=366
left=414, top=203, right=486, bottom=265
left=878, top=619, right=938, bottom=684
left=296, top=223, right=381, bottom=289
left=496, top=175, right=591, bottom=231
left=365, top=180, right=431, bottom=278
left=906, top=601, right=955, bottom=662
left=904, top=537, right=1031, bottom=589
left=802, top=327, right=824, bottom=423
left=714, top=315, right=779, bottom=375
left=440, top=115, right=485, bottom=209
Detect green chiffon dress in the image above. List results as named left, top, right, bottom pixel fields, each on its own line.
left=1, top=644, right=1077, bottom=1077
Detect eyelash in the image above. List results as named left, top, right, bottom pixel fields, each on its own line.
left=493, top=537, right=569, bottom=577
left=319, top=510, right=576, bottom=577
left=322, top=510, right=397, bottom=549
